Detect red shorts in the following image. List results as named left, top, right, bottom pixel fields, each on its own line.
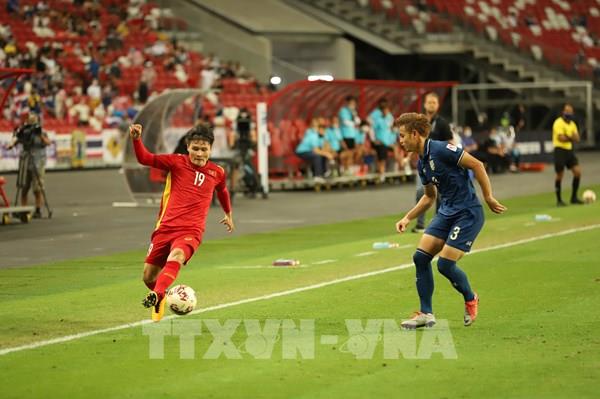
left=145, top=230, right=202, bottom=266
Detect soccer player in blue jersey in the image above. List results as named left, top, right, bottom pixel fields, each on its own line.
left=394, top=113, right=506, bottom=328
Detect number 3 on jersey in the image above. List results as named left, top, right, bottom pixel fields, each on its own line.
left=194, top=172, right=205, bottom=187
left=450, top=226, right=461, bottom=240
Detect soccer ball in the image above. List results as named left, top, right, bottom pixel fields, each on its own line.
left=582, top=189, right=597, bottom=204
left=166, top=285, right=197, bottom=315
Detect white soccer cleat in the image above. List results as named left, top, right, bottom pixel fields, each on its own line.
left=401, top=311, right=436, bottom=329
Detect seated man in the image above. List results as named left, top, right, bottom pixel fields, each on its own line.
left=295, top=123, right=333, bottom=183
left=325, top=116, right=351, bottom=176
left=480, top=128, right=509, bottom=173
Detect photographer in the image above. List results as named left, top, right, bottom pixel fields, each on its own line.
left=235, top=107, right=255, bottom=158
left=7, top=113, right=51, bottom=218
left=234, top=108, right=260, bottom=196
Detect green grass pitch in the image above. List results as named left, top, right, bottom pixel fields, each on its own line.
left=1, top=187, right=599, bottom=398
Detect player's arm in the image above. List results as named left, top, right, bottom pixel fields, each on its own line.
left=570, top=128, right=580, bottom=143
left=130, top=124, right=174, bottom=170
left=396, top=183, right=437, bottom=233
left=5, top=136, right=17, bottom=150
left=556, top=131, right=570, bottom=143
left=216, top=173, right=234, bottom=233
left=553, top=120, right=571, bottom=143
left=459, top=151, right=507, bottom=214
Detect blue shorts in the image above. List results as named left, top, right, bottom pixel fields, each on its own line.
left=425, top=206, right=484, bottom=252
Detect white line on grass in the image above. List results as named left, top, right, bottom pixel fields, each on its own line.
left=1, top=223, right=599, bottom=357
left=311, top=259, right=338, bottom=265
left=355, top=251, right=376, bottom=257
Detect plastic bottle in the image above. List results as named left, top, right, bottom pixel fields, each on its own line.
left=372, top=242, right=400, bottom=249
left=272, top=259, right=300, bottom=266
left=534, top=214, right=552, bottom=222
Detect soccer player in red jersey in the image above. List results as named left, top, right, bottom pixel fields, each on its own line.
left=130, top=123, right=234, bottom=321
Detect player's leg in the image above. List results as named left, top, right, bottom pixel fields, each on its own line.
left=570, top=160, right=583, bottom=204
left=141, top=235, right=170, bottom=319
left=554, top=149, right=566, bottom=206
left=148, top=236, right=201, bottom=321
left=152, top=248, right=186, bottom=300
left=401, top=215, right=448, bottom=330
left=143, top=248, right=185, bottom=322
left=437, top=207, right=484, bottom=326
left=142, top=263, right=162, bottom=291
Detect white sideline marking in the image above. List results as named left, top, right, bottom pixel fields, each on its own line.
left=396, top=244, right=414, bottom=249
left=311, top=259, right=338, bottom=265
left=355, top=251, right=376, bottom=257
left=1, top=223, right=599, bottom=357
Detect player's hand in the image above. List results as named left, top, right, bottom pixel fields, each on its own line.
left=129, top=124, right=142, bottom=139
left=220, top=214, right=234, bottom=233
left=395, top=216, right=410, bottom=233
left=485, top=196, right=507, bottom=214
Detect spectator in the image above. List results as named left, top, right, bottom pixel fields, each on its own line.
left=338, top=95, right=360, bottom=169
left=86, top=79, right=101, bottom=108
left=512, top=104, right=526, bottom=133
left=369, top=98, right=395, bottom=182
left=201, top=66, right=217, bottom=91
left=70, top=97, right=91, bottom=126
left=325, top=116, right=351, bottom=175
left=480, top=128, right=509, bottom=173
left=295, top=120, right=332, bottom=183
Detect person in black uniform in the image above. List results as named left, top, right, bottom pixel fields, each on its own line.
left=412, top=92, right=453, bottom=233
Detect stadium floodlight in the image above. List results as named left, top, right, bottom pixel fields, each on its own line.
left=308, top=74, right=334, bottom=82
left=270, top=76, right=282, bottom=85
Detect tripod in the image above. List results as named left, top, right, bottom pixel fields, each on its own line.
left=14, top=150, right=53, bottom=219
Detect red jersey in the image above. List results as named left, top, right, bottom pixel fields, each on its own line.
left=133, top=139, right=231, bottom=237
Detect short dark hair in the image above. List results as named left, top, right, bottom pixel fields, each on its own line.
left=394, top=112, right=431, bottom=137
left=424, top=92, right=439, bottom=101
left=345, top=95, right=356, bottom=102
left=185, top=123, right=214, bottom=145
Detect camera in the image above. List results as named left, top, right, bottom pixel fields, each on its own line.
left=14, top=122, right=43, bottom=151
left=236, top=108, right=252, bottom=151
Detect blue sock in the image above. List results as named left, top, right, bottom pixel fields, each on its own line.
left=413, top=249, right=434, bottom=314
left=437, top=257, right=475, bottom=301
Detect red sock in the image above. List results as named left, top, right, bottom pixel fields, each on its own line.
left=154, top=260, right=181, bottom=298
left=144, top=280, right=156, bottom=291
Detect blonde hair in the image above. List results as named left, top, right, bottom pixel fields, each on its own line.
left=394, top=112, right=431, bottom=137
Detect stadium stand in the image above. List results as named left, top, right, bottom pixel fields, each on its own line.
left=0, top=0, right=271, bottom=132
left=364, top=0, right=600, bottom=81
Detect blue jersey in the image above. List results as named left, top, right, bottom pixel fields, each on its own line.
left=339, top=106, right=358, bottom=139
left=370, top=109, right=395, bottom=147
left=325, top=126, right=343, bottom=152
left=296, top=128, right=323, bottom=153
left=418, top=139, right=481, bottom=216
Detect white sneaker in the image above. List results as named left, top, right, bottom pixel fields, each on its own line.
left=314, top=176, right=326, bottom=184
left=401, top=312, right=436, bottom=329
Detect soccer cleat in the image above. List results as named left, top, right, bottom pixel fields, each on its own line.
left=151, top=295, right=166, bottom=322
left=411, top=226, right=425, bottom=234
left=142, top=291, right=158, bottom=308
left=401, top=312, right=436, bottom=329
left=570, top=198, right=584, bottom=205
left=464, top=294, right=479, bottom=327
left=142, top=291, right=166, bottom=322
left=557, top=200, right=567, bottom=207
